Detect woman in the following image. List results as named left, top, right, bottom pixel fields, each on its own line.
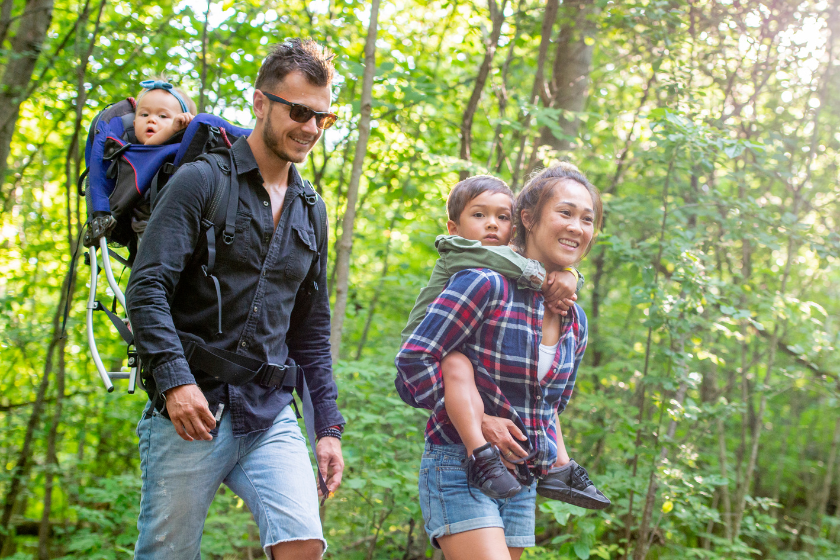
left=396, top=163, right=603, bottom=560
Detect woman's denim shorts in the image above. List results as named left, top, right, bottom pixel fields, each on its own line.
left=419, top=442, right=537, bottom=549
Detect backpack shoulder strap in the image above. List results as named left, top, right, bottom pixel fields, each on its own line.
left=299, top=180, right=326, bottom=298
left=193, top=150, right=237, bottom=336
left=303, top=180, right=326, bottom=251
left=199, top=151, right=234, bottom=229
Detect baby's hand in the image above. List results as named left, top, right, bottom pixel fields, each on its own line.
left=173, top=112, right=194, bottom=131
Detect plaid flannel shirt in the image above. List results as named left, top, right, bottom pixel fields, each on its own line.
left=395, top=268, right=588, bottom=477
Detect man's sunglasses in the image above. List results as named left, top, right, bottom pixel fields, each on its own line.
left=259, top=90, right=337, bottom=130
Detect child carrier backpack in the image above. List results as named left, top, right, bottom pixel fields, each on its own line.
left=76, top=97, right=325, bottom=395
left=73, top=95, right=330, bottom=499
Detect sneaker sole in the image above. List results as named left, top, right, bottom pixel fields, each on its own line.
left=536, top=485, right=611, bottom=510
left=475, top=484, right=523, bottom=500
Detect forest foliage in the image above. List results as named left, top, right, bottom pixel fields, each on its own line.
left=0, top=0, right=838, bottom=558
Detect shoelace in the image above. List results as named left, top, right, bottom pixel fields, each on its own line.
left=474, top=455, right=511, bottom=485
left=464, top=449, right=513, bottom=500
left=571, top=464, right=594, bottom=489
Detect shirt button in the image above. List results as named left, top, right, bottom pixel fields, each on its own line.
left=535, top=395, right=541, bottom=401
left=254, top=306, right=258, bottom=312
left=263, top=200, right=269, bottom=207
left=241, top=341, right=247, bottom=348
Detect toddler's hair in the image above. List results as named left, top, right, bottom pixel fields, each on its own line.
left=135, top=75, right=197, bottom=115
left=256, top=38, right=335, bottom=91
left=514, top=162, right=603, bottom=258
left=447, top=175, right=514, bottom=224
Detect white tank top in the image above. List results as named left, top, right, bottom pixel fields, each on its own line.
left=538, top=341, right=560, bottom=381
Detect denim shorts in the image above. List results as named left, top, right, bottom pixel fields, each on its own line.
left=134, top=403, right=324, bottom=559
left=419, top=442, right=537, bottom=549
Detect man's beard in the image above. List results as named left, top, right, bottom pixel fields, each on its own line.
left=262, top=105, right=308, bottom=164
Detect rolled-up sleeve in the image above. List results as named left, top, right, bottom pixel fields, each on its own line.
left=125, top=163, right=210, bottom=394
left=395, top=269, right=502, bottom=410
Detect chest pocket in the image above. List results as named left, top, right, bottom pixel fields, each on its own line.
left=233, top=211, right=253, bottom=264
left=285, top=223, right=318, bottom=282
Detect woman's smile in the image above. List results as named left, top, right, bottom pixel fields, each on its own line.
left=525, top=179, right=595, bottom=271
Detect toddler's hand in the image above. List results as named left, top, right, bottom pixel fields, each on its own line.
left=547, top=295, right=576, bottom=315
left=542, top=270, right=578, bottom=316
left=173, top=112, right=194, bottom=131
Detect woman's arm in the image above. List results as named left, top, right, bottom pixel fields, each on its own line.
left=395, top=269, right=504, bottom=410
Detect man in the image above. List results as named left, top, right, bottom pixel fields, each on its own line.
left=126, top=39, right=344, bottom=559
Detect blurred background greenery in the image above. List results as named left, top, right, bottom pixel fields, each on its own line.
left=0, top=0, right=838, bottom=558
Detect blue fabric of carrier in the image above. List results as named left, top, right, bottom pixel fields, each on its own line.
left=86, top=102, right=176, bottom=216
left=103, top=137, right=180, bottom=219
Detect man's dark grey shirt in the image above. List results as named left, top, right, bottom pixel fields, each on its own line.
left=126, top=137, right=344, bottom=436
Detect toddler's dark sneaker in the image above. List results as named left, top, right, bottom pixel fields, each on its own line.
left=465, top=443, right=523, bottom=500
left=536, top=459, right=611, bottom=509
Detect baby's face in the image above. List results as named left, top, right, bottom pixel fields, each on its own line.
left=134, top=89, right=183, bottom=144
left=447, top=191, right=514, bottom=246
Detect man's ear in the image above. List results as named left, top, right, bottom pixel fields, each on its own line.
left=253, top=90, right=267, bottom=120
left=446, top=219, right=459, bottom=235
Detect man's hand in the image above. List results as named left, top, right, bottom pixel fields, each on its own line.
left=542, top=270, right=578, bottom=316
left=481, top=414, right=529, bottom=468
left=164, top=384, right=216, bottom=442
left=316, top=437, right=344, bottom=498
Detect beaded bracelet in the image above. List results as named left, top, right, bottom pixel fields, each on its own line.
left=317, top=427, right=343, bottom=441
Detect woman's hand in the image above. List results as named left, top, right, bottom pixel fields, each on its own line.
left=481, top=414, right=529, bottom=468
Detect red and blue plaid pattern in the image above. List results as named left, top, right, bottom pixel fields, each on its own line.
left=395, top=268, right=588, bottom=477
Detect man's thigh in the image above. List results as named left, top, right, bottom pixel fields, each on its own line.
left=135, top=404, right=238, bottom=560
left=225, top=405, right=325, bottom=557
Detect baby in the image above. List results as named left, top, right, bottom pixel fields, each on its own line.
left=133, top=79, right=196, bottom=145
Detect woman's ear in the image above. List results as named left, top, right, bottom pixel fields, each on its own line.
left=520, top=210, right=534, bottom=232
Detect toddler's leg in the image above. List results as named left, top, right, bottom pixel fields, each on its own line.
left=554, top=413, right=571, bottom=467
left=442, top=351, right=487, bottom=456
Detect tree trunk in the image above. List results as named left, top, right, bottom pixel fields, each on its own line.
left=621, top=158, right=675, bottom=560
left=633, top=328, right=689, bottom=560
left=329, top=0, right=381, bottom=363
left=0, top=0, right=55, bottom=195
left=458, top=0, right=507, bottom=181
left=717, top=416, right=733, bottom=539
left=198, top=0, right=212, bottom=113
left=535, top=0, right=597, bottom=153
left=355, top=202, right=400, bottom=360
left=0, top=0, right=14, bottom=46
left=0, top=273, right=70, bottom=549
left=731, top=204, right=799, bottom=541
left=36, top=339, right=65, bottom=559
left=806, top=412, right=840, bottom=550
left=490, top=0, right=523, bottom=173
left=511, top=0, right=558, bottom=189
